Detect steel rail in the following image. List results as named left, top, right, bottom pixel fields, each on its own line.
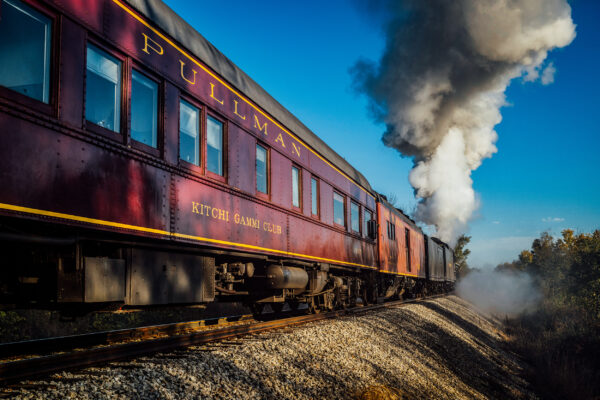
left=0, top=314, right=254, bottom=359
left=0, top=294, right=446, bottom=385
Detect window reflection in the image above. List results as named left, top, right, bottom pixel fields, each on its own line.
left=207, top=116, right=223, bottom=175
left=179, top=99, right=199, bottom=165
left=131, top=70, right=158, bottom=147
left=364, top=209, right=372, bottom=238
left=311, top=177, right=318, bottom=216
left=0, top=0, right=51, bottom=103
left=85, top=44, right=121, bottom=132
left=292, top=167, right=300, bottom=208
left=256, top=144, right=267, bottom=194
left=351, top=202, right=360, bottom=233
left=333, top=192, right=345, bottom=226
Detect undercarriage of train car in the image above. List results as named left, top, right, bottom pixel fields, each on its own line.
left=376, top=275, right=417, bottom=300
left=0, top=217, right=375, bottom=314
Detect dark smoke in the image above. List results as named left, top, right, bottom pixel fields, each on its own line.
left=351, top=0, right=576, bottom=244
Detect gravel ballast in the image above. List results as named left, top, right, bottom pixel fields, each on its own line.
left=4, top=296, right=535, bottom=399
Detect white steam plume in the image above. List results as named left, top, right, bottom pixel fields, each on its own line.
left=457, top=269, right=541, bottom=317
left=351, top=0, right=576, bottom=244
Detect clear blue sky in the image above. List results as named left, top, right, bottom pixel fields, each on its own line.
left=164, top=0, right=600, bottom=268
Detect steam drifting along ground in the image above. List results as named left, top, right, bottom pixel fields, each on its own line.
left=352, top=0, right=576, bottom=244
left=457, top=269, right=541, bottom=317
left=6, top=296, right=535, bottom=400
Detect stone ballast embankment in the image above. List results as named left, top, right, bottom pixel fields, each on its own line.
left=7, top=296, right=534, bottom=399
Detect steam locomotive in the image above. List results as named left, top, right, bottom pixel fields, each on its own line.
left=0, top=0, right=455, bottom=312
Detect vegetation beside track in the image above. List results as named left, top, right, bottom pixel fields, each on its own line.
left=495, top=229, right=600, bottom=400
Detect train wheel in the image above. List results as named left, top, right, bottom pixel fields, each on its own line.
left=361, top=286, right=370, bottom=306
left=308, top=301, right=321, bottom=314
left=271, top=303, right=285, bottom=313
left=250, top=303, right=265, bottom=317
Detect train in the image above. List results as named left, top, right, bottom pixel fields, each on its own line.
left=0, top=0, right=455, bottom=312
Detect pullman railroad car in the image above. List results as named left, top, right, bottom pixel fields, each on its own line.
left=0, top=0, right=455, bottom=312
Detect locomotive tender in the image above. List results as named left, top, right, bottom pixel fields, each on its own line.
left=0, top=0, right=455, bottom=311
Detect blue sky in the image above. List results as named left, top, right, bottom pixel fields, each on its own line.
left=164, top=0, right=600, bottom=268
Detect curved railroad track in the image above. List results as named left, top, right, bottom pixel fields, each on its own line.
left=0, top=295, right=446, bottom=386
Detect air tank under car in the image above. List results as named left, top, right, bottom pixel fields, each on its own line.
left=265, top=265, right=309, bottom=289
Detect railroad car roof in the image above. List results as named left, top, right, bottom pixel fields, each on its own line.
left=377, top=195, right=422, bottom=233
left=430, top=236, right=453, bottom=251
left=124, top=0, right=374, bottom=194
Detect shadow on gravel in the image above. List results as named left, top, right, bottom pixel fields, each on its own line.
left=352, top=300, right=529, bottom=399
left=418, top=301, right=499, bottom=348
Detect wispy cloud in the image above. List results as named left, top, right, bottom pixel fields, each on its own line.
left=492, top=221, right=500, bottom=224
left=542, top=217, right=565, bottom=222
left=541, top=62, right=556, bottom=85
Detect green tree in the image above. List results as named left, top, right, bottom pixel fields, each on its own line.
left=454, top=234, right=471, bottom=277
left=495, top=250, right=531, bottom=273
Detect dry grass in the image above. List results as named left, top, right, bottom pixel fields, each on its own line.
left=355, top=385, right=406, bottom=400
left=505, top=304, right=600, bottom=400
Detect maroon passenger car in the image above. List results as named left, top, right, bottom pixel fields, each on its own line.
left=0, top=0, right=385, bottom=310
left=0, top=0, right=454, bottom=311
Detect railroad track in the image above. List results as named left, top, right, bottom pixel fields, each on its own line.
left=0, top=295, right=445, bottom=386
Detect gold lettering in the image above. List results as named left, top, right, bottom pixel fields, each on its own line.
left=194, top=204, right=272, bottom=232
left=253, top=115, right=268, bottom=136
left=233, top=100, right=246, bottom=121
left=141, top=33, right=163, bottom=55
left=277, top=226, right=282, bottom=235
left=179, top=60, right=197, bottom=85
left=291, top=142, right=301, bottom=158
left=210, top=82, right=224, bottom=105
left=275, top=133, right=286, bottom=148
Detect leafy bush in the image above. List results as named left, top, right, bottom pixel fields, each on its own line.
left=500, top=230, right=600, bottom=399
left=0, top=310, right=27, bottom=342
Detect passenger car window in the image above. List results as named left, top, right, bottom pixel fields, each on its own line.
left=0, top=0, right=51, bottom=103
left=387, top=220, right=396, bottom=240
left=85, top=44, right=121, bottom=132
left=311, top=177, right=319, bottom=216
left=256, top=144, right=268, bottom=194
left=179, top=99, right=199, bottom=165
left=364, top=209, right=372, bottom=238
left=351, top=202, right=360, bottom=233
left=292, top=166, right=301, bottom=208
left=131, top=69, right=158, bottom=148
left=207, top=115, right=223, bottom=176
left=333, top=192, right=345, bottom=227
